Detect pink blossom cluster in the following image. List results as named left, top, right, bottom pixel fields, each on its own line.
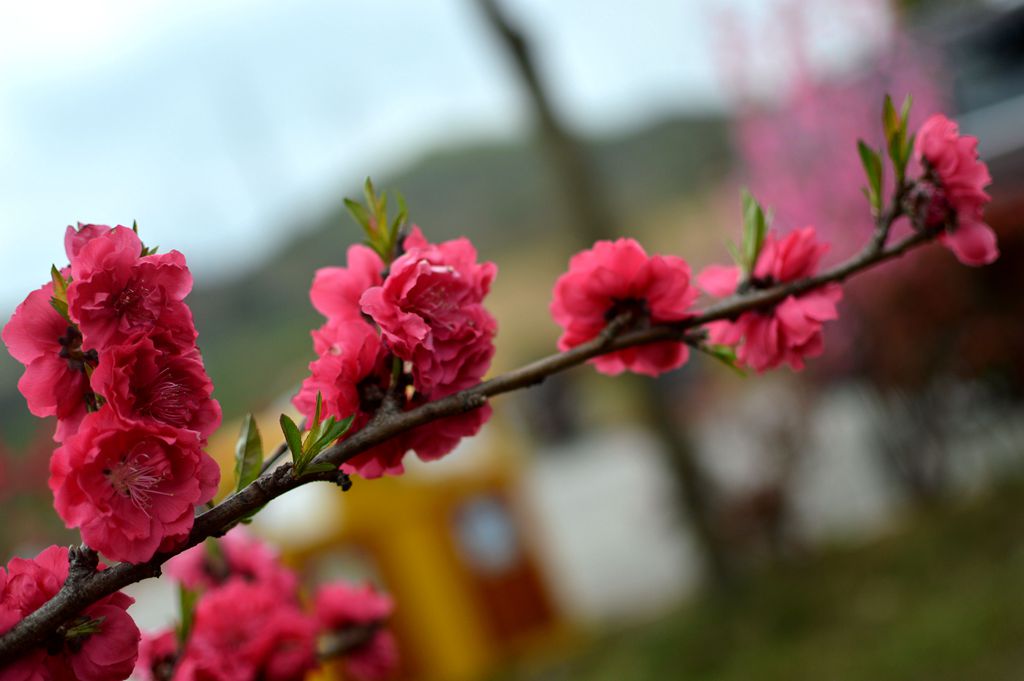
left=699, top=228, right=843, bottom=373
left=0, top=546, right=140, bottom=681
left=914, top=114, right=998, bottom=266
left=2, top=225, right=221, bottom=564
left=316, top=582, right=398, bottom=681
left=136, top=528, right=398, bottom=681
left=550, top=238, right=698, bottom=376
left=294, top=226, right=498, bottom=478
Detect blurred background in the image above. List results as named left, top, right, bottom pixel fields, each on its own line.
left=2, top=0, right=1024, bottom=679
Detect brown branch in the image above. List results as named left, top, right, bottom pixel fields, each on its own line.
left=0, top=212, right=932, bottom=665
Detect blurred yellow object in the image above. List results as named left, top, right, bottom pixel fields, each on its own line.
left=207, top=407, right=571, bottom=681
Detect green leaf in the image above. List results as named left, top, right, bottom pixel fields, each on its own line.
left=64, top=616, right=106, bottom=639
left=301, top=461, right=341, bottom=475
left=233, top=414, right=263, bottom=493
left=903, top=132, right=917, bottom=170
left=857, top=140, right=883, bottom=213
left=308, top=414, right=354, bottom=455
left=302, top=393, right=328, bottom=453
left=882, top=93, right=914, bottom=183
left=740, top=189, right=767, bottom=276
left=899, top=94, right=913, bottom=124
left=177, top=585, right=200, bottom=647
left=882, top=94, right=899, bottom=143
left=363, top=177, right=378, bottom=218
left=50, top=297, right=72, bottom=324
left=724, top=239, right=743, bottom=270
left=698, top=343, right=747, bottom=377
left=344, top=198, right=372, bottom=232
left=280, top=413, right=305, bottom=467
left=390, top=191, right=408, bottom=246
left=50, top=265, right=68, bottom=302
left=313, top=392, right=323, bottom=429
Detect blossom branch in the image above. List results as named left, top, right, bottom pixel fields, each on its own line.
left=0, top=207, right=935, bottom=664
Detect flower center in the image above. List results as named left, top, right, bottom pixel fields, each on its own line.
left=141, top=369, right=193, bottom=427
left=57, top=326, right=98, bottom=372
left=104, top=452, right=169, bottom=515
left=358, top=375, right=387, bottom=413
left=604, top=297, right=648, bottom=322
left=113, top=281, right=156, bottom=327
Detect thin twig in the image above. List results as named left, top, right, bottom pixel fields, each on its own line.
left=258, top=441, right=290, bottom=476
left=0, top=205, right=931, bottom=664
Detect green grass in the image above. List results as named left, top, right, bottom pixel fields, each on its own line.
left=529, top=482, right=1024, bottom=681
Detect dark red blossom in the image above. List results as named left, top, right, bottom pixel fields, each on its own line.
left=316, top=582, right=398, bottom=681
left=293, top=319, right=491, bottom=478
left=310, top=244, right=384, bottom=321
left=699, top=227, right=842, bottom=372
left=64, top=223, right=113, bottom=263
left=135, top=629, right=177, bottom=681
left=165, top=527, right=298, bottom=594
left=175, top=579, right=317, bottom=681
left=49, top=410, right=219, bottom=564
left=550, top=238, right=698, bottom=376
left=295, top=227, right=498, bottom=479
left=1, top=281, right=95, bottom=441
left=90, top=335, right=221, bottom=440
left=67, top=226, right=193, bottom=349
left=0, top=545, right=139, bottom=681
left=914, top=113, right=998, bottom=266
left=360, top=227, right=497, bottom=394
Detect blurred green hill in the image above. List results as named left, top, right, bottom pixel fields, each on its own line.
left=0, top=114, right=730, bottom=444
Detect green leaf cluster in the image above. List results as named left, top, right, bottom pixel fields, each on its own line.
left=344, top=177, right=408, bottom=264
left=858, top=94, right=915, bottom=214
left=280, top=393, right=354, bottom=476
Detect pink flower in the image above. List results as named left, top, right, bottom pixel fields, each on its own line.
left=177, top=579, right=317, bottom=681
left=0, top=546, right=140, bottom=681
left=64, top=223, right=113, bottom=263
left=914, top=114, right=998, bottom=266
left=550, top=238, right=698, bottom=377
left=135, top=629, right=178, bottom=681
left=90, top=335, right=221, bottom=440
left=360, top=227, right=497, bottom=393
left=403, top=402, right=491, bottom=464
left=49, top=409, right=220, bottom=563
left=1, top=281, right=95, bottom=441
left=316, top=582, right=398, bottom=681
left=67, top=226, right=194, bottom=349
left=293, top=320, right=406, bottom=479
left=342, top=631, right=399, bottom=681
left=698, top=227, right=843, bottom=372
left=310, top=245, right=384, bottom=321
left=293, top=319, right=491, bottom=478
left=165, top=527, right=298, bottom=594
left=316, top=581, right=393, bottom=629
left=297, top=228, right=497, bottom=479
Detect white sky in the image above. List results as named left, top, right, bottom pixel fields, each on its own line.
left=0, top=0, right=886, bottom=313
